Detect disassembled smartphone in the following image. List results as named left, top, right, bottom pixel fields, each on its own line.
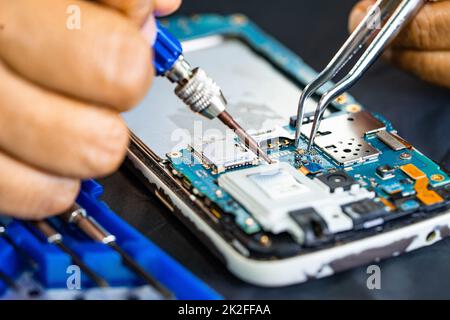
left=123, top=15, right=450, bottom=286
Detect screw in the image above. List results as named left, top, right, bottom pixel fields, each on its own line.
left=400, top=153, right=411, bottom=160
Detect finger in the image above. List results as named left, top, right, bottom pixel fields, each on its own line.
left=349, top=0, right=450, bottom=50
left=0, top=61, right=129, bottom=179
left=144, top=0, right=182, bottom=44
left=154, top=0, right=182, bottom=17
left=0, top=0, right=153, bottom=111
left=0, top=151, right=80, bottom=220
left=393, top=1, right=450, bottom=50
left=96, top=0, right=154, bottom=25
left=97, top=0, right=182, bottom=25
left=388, top=49, right=450, bottom=88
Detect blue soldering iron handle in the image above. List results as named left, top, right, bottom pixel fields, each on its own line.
left=153, top=21, right=183, bottom=76
left=151, top=20, right=228, bottom=120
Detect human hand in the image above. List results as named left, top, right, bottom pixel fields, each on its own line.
left=0, top=0, right=181, bottom=219
left=349, top=0, right=450, bottom=89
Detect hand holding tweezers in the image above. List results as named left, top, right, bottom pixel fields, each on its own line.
left=294, top=0, right=426, bottom=151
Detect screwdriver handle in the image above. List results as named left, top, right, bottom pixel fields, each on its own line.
left=153, top=21, right=183, bottom=76
left=31, top=221, right=62, bottom=243
left=61, top=204, right=115, bottom=244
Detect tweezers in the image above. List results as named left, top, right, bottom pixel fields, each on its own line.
left=294, top=0, right=426, bottom=151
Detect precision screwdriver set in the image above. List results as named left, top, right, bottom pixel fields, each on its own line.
left=0, top=180, right=220, bottom=300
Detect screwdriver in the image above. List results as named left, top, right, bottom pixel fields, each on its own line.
left=61, top=204, right=172, bottom=299
left=154, top=22, right=273, bottom=165
left=0, top=223, right=39, bottom=271
left=30, top=220, right=109, bottom=288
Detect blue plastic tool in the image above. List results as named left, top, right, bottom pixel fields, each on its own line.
left=153, top=21, right=183, bottom=76
left=0, top=180, right=221, bottom=299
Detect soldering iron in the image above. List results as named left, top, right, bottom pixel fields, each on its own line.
left=153, top=21, right=272, bottom=164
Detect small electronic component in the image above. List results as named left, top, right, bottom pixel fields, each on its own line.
left=376, top=164, right=395, bottom=179
left=289, top=208, right=332, bottom=247
left=400, top=164, right=444, bottom=206
left=303, top=162, right=323, bottom=174
left=390, top=131, right=413, bottom=149
left=381, top=181, right=404, bottom=195
left=379, top=197, right=396, bottom=211
left=399, top=199, right=420, bottom=212
left=376, top=130, right=407, bottom=151
left=400, top=164, right=426, bottom=180
left=436, top=184, right=450, bottom=201
left=300, top=111, right=385, bottom=166
left=317, top=170, right=358, bottom=193
left=190, top=137, right=259, bottom=174
left=342, top=199, right=389, bottom=228
left=415, top=180, right=444, bottom=207
left=249, top=127, right=294, bottom=151
left=299, top=166, right=311, bottom=176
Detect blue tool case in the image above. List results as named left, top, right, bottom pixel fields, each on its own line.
left=0, top=180, right=220, bottom=300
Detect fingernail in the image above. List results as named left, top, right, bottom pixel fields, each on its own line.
left=141, top=15, right=157, bottom=45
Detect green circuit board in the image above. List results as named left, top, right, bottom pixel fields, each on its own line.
left=159, top=15, right=450, bottom=249
left=168, top=114, right=450, bottom=236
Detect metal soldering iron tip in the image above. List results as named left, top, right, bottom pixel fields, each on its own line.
left=218, top=111, right=273, bottom=165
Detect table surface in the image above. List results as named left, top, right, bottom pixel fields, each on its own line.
left=100, top=0, right=450, bottom=299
